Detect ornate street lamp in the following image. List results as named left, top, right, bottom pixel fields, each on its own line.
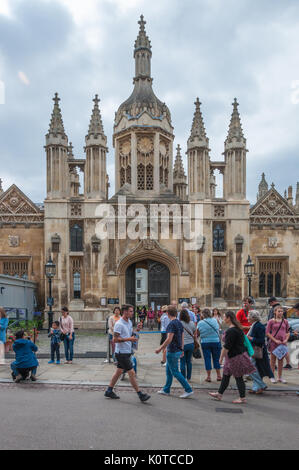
left=244, top=255, right=255, bottom=298
left=45, top=256, right=56, bottom=332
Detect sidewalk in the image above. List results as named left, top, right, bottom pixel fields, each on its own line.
left=1, top=331, right=299, bottom=391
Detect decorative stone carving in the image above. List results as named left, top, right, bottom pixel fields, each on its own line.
left=250, top=188, right=299, bottom=227
left=0, top=185, right=43, bottom=224
left=138, top=137, right=153, bottom=155
left=268, top=237, right=278, bottom=248
left=91, top=235, right=101, bottom=253
left=71, top=203, right=82, bottom=217
left=214, top=205, right=225, bottom=217
left=142, top=239, right=156, bottom=250
left=8, top=235, right=20, bottom=247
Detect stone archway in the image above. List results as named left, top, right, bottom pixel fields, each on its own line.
left=117, top=240, right=181, bottom=306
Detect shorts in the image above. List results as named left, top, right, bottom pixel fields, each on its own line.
left=160, top=333, right=167, bottom=345
left=115, top=353, right=134, bottom=372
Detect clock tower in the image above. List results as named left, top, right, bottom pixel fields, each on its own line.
left=113, top=15, right=174, bottom=197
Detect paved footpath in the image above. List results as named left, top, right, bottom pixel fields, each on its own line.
left=1, top=331, right=299, bottom=391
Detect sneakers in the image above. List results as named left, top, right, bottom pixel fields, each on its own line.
left=270, top=378, right=277, bottom=384
left=30, top=375, right=37, bottom=382
left=157, top=390, right=170, bottom=396
left=15, top=374, right=22, bottom=383
left=104, top=389, right=120, bottom=399
left=48, top=360, right=54, bottom=364
left=283, top=364, right=292, bottom=369
left=56, top=361, right=61, bottom=365
left=179, top=391, right=194, bottom=399
left=138, top=392, right=151, bottom=402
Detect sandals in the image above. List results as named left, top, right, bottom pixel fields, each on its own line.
left=208, top=392, right=222, bottom=401
left=205, top=378, right=212, bottom=383
left=232, top=398, right=247, bottom=404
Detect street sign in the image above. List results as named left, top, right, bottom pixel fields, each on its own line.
left=47, top=297, right=54, bottom=307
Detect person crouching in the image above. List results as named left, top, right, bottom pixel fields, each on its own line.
left=11, top=330, right=39, bottom=383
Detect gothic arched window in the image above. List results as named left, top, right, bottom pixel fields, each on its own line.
left=70, top=224, right=83, bottom=252
left=73, top=272, right=81, bottom=299
left=275, top=272, right=281, bottom=297
left=213, top=223, right=225, bottom=252
left=267, top=272, right=274, bottom=296
left=259, top=273, right=266, bottom=297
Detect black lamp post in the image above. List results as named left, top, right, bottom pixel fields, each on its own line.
left=244, top=255, right=255, bottom=298
left=45, top=256, right=56, bottom=332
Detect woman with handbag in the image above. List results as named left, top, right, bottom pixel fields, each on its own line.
left=60, top=307, right=75, bottom=364
left=197, top=309, right=222, bottom=383
left=266, top=306, right=290, bottom=384
left=179, top=309, right=197, bottom=380
left=247, top=310, right=275, bottom=393
left=209, top=311, right=256, bottom=404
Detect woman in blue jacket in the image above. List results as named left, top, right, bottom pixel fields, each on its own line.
left=0, top=308, right=9, bottom=365
left=11, top=330, right=39, bottom=382
left=247, top=310, right=274, bottom=393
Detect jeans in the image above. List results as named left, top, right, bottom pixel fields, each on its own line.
left=64, top=333, right=75, bottom=361
left=201, top=342, right=222, bottom=371
left=163, top=351, right=192, bottom=394
left=11, top=362, right=37, bottom=377
left=51, top=343, right=61, bottom=362
left=180, top=343, right=194, bottom=380
left=250, top=357, right=267, bottom=391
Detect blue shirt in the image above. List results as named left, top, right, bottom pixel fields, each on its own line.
left=166, top=319, right=183, bottom=353
left=197, top=318, right=220, bottom=344
left=0, top=317, right=9, bottom=344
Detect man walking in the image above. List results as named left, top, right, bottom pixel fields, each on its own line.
left=155, top=306, right=193, bottom=398
left=104, top=304, right=150, bottom=402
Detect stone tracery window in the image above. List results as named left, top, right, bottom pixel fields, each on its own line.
left=213, top=223, right=225, bottom=252
left=258, top=259, right=286, bottom=297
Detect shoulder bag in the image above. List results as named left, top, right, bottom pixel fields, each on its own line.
left=182, top=324, right=201, bottom=358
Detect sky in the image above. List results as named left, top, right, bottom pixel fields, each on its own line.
left=0, top=0, right=298, bottom=204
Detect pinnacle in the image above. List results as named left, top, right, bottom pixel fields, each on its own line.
left=135, top=14, right=151, bottom=52
left=189, top=97, right=208, bottom=145
left=173, top=144, right=186, bottom=180
left=87, top=94, right=105, bottom=137
left=225, top=97, right=246, bottom=146
left=48, top=92, right=66, bottom=136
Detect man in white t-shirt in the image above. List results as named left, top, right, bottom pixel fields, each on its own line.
left=104, top=304, right=150, bottom=402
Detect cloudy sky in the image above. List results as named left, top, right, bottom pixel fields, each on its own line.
left=0, top=0, right=298, bottom=204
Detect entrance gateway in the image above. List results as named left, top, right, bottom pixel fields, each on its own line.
left=125, top=260, right=170, bottom=309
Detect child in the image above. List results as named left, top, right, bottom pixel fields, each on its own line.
left=48, top=321, right=61, bottom=364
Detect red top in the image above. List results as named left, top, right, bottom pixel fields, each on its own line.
left=236, top=309, right=251, bottom=333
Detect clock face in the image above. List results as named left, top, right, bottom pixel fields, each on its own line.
left=121, top=141, right=131, bottom=156
left=138, top=137, right=153, bottom=154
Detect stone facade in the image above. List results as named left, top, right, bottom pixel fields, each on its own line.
left=1, top=16, right=298, bottom=328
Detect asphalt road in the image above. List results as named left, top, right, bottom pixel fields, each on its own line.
left=0, top=383, right=298, bottom=450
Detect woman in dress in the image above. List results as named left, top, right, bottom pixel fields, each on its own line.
left=108, top=307, right=121, bottom=364
left=247, top=310, right=275, bottom=393
left=266, top=305, right=290, bottom=384
left=209, top=311, right=255, bottom=404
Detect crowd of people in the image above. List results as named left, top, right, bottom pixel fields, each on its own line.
left=2, top=297, right=299, bottom=405
left=105, top=298, right=299, bottom=404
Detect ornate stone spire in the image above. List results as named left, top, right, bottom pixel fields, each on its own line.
left=0, top=178, right=3, bottom=194
left=173, top=144, right=187, bottom=199
left=87, top=95, right=105, bottom=138
left=225, top=98, right=246, bottom=149
left=257, top=172, right=268, bottom=200
left=134, top=15, right=151, bottom=54
left=188, top=98, right=209, bottom=148
left=173, top=145, right=186, bottom=181
left=48, top=93, right=66, bottom=137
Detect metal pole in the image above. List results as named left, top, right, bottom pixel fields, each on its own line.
left=48, top=277, right=53, bottom=333
left=248, top=276, right=252, bottom=298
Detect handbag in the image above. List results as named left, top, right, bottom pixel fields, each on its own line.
left=59, top=318, right=66, bottom=342
left=252, top=345, right=263, bottom=360
left=182, top=324, right=201, bottom=358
